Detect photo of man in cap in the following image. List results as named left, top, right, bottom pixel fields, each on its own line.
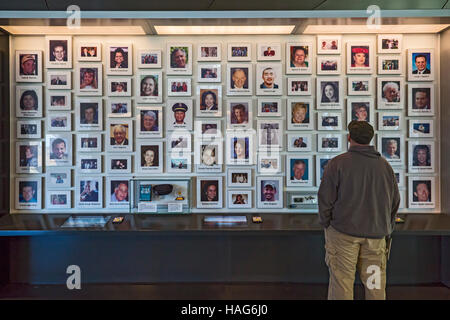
left=261, top=180, right=278, bottom=202
left=172, top=103, right=188, bottom=125
left=20, top=54, right=37, bottom=75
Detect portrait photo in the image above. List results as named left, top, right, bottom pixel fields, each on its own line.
left=107, top=119, right=132, bottom=152
left=106, top=155, right=132, bottom=174
left=136, top=106, right=162, bottom=138
left=409, top=177, right=435, bottom=209
left=47, top=70, right=71, bottom=90
left=287, top=99, right=314, bottom=130
left=286, top=155, right=313, bottom=187
left=77, top=133, right=102, bottom=153
left=78, top=43, right=101, bottom=61
left=197, top=64, right=221, bottom=83
left=46, top=167, right=71, bottom=189
left=47, top=91, right=71, bottom=111
left=16, top=50, right=42, bottom=82
left=378, top=55, right=403, bottom=75
left=76, top=64, right=102, bottom=96
left=288, top=77, right=311, bottom=96
left=256, top=63, right=282, bottom=95
left=195, top=139, right=223, bottom=173
left=76, top=177, right=102, bottom=209
left=228, top=43, right=251, bottom=61
left=408, top=83, right=435, bottom=116
left=46, top=36, right=72, bottom=68
left=168, top=132, right=191, bottom=153
left=17, top=119, right=41, bottom=139
left=317, top=77, right=343, bottom=109
left=257, top=176, right=283, bottom=209
left=377, top=35, right=402, bottom=54
left=228, top=191, right=252, bottom=209
left=197, top=177, right=223, bottom=209
left=316, top=155, right=336, bottom=186
left=136, top=141, right=163, bottom=174
left=257, top=43, right=281, bottom=61
left=318, top=112, right=342, bottom=131
left=227, top=133, right=253, bottom=165
left=286, top=42, right=313, bottom=74
left=347, top=42, right=373, bottom=74
left=317, top=133, right=342, bottom=152
left=16, top=85, right=42, bottom=118
left=347, top=76, right=373, bottom=96
left=377, top=78, right=404, bottom=109
left=409, top=119, right=434, bottom=138
left=378, top=112, right=402, bottom=131
left=166, top=100, right=193, bottom=131
left=197, top=85, right=222, bottom=117
left=227, top=99, right=252, bottom=129
left=107, top=178, right=131, bottom=208
left=136, top=71, right=162, bottom=103
left=167, top=44, right=192, bottom=75
left=198, top=44, right=221, bottom=61
left=227, top=168, right=252, bottom=188
left=107, top=78, right=131, bottom=97
left=195, top=120, right=222, bottom=139
left=167, top=154, right=191, bottom=174
left=167, top=78, right=191, bottom=96
left=106, top=45, right=132, bottom=75
left=16, top=141, right=42, bottom=174
left=408, top=49, right=434, bottom=81
left=77, top=155, right=101, bottom=174
left=317, top=56, right=341, bottom=75
left=317, top=36, right=341, bottom=54
left=257, top=98, right=282, bottom=117
left=408, top=141, right=435, bottom=173
left=227, top=64, right=252, bottom=96
left=76, top=98, right=102, bottom=131
left=138, top=49, right=161, bottom=68
left=107, top=98, right=131, bottom=118
left=378, top=134, right=404, bottom=166
left=258, top=153, right=281, bottom=175
left=46, top=133, right=72, bottom=167
left=16, top=178, right=42, bottom=210
left=347, top=98, right=374, bottom=126
left=287, top=133, right=313, bottom=152
left=48, top=113, right=71, bottom=132
left=47, top=190, right=71, bottom=209
left=258, top=120, right=283, bottom=149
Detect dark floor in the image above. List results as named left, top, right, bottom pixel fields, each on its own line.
left=0, top=283, right=448, bottom=300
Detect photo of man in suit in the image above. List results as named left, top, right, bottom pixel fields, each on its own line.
left=412, top=54, right=431, bottom=74
left=110, top=124, right=129, bottom=146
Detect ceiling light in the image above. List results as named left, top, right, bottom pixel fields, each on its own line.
left=0, top=26, right=146, bottom=35
left=155, top=25, right=295, bottom=35
left=303, top=24, right=449, bottom=34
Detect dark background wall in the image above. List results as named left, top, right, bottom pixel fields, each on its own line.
left=0, top=30, right=9, bottom=218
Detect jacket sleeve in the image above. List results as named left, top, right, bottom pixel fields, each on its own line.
left=318, top=161, right=338, bottom=229
left=390, top=170, right=401, bottom=232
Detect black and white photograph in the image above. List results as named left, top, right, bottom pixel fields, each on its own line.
left=78, top=43, right=101, bottom=61
left=408, top=49, right=434, bottom=81
left=45, top=36, right=72, bottom=68
left=316, top=77, right=343, bottom=109
left=256, top=63, right=282, bottom=95
left=346, top=42, right=373, bottom=74
left=227, top=168, right=252, bottom=188
left=106, top=177, right=131, bottom=208
left=136, top=71, right=163, bottom=103
left=195, top=139, right=223, bottom=173
left=347, top=98, right=374, bottom=126
left=378, top=112, right=402, bottom=131
left=46, top=190, right=71, bottom=209
left=166, top=100, right=193, bottom=131
left=16, top=141, right=42, bottom=174
left=286, top=155, right=313, bottom=187
left=228, top=190, right=252, bottom=209
left=378, top=134, right=404, bottom=166
left=77, top=133, right=102, bottom=153
left=257, top=119, right=283, bottom=149
left=257, top=176, right=283, bottom=209
left=228, top=43, right=251, bottom=61
left=16, top=178, right=42, bottom=210
left=347, top=76, right=373, bottom=96
left=318, top=112, right=342, bottom=131
left=16, top=85, right=42, bottom=118
left=47, top=70, right=71, bottom=90
left=409, top=119, right=434, bottom=138
left=287, top=133, right=313, bottom=152
left=408, top=177, right=435, bottom=209
left=197, top=85, right=222, bottom=117
left=77, top=154, right=101, bottom=174
left=136, top=106, right=163, bottom=138
left=48, top=113, right=71, bottom=132
left=197, top=64, right=221, bottom=83
left=377, top=35, right=402, bottom=54
left=107, top=44, right=132, bottom=75
left=76, top=63, right=102, bottom=96
left=287, top=77, right=312, bottom=96
left=107, top=98, right=132, bottom=118
left=17, top=119, right=41, bottom=139
left=167, top=43, right=193, bottom=75
left=106, top=155, right=132, bottom=174
left=227, top=99, right=252, bottom=129
left=227, top=64, right=252, bottom=96
left=197, top=177, right=223, bottom=209
left=257, top=43, right=281, bottom=61
left=198, top=44, right=221, bottom=62
left=317, top=56, right=341, bottom=75
left=167, top=78, right=191, bottom=96
left=377, top=77, right=404, bottom=109
left=408, top=141, right=435, bottom=173
left=257, top=98, right=282, bottom=117
left=76, top=176, right=103, bottom=209
left=107, top=78, right=131, bottom=97
left=76, top=98, right=102, bottom=131
left=286, top=42, right=313, bottom=74
left=136, top=141, right=163, bottom=174
left=106, top=119, right=133, bottom=152
left=378, top=55, right=403, bottom=75
left=46, top=167, right=71, bottom=189
left=138, top=49, right=161, bottom=68
left=46, top=133, right=72, bottom=167
left=226, top=132, right=253, bottom=165
left=408, top=83, right=435, bottom=116
left=16, top=50, right=42, bottom=82
left=317, top=35, right=341, bottom=54
left=317, top=133, right=342, bottom=153
left=47, top=91, right=71, bottom=111
left=287, top=99, right=314, bottom=130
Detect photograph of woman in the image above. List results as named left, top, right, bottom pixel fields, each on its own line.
left=20, top=90, right=38, bottom=111
left=79, top=68, right=98, bottom=90
left=141, top=146, right=159, bottom=167
left=140, top=75, right=158, bottom=97
left=321, top=82, right=339, bottom=103
left=291, top=103, right=309, bottom=124
left=200, top=90, right=218, bottom=111
left=232, top=138, right=248, bottom=160
left=110, top=47, right=128, bottom=69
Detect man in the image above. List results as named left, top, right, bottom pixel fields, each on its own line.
left=291, top=160, right=307, bottom=181
left=260, top=67, right=279, bottom=89
left=232, top=104, right=247, bottom=124
left=111, top=182, right=129, bottom=202
left=382, top=82, right=400, bottom=103
left=290, top=47, right=308, bottom=68
left=262, top=182, right=277, bottom=202
left=414, top=182, right=430, bottom=202
left=382, top=139, right=399, bottom=159
left=413, top=89, right=430, bottom=109
left=19, top=182, right=37, bottom=203
left=81, top=105, right=97, bottom=124
left=231, top=68, right=247, bottom=89
left=50, top=138, right=68, bottom=160
left=80, top=181, right=99, bottom=202
left=294, top=137, right=307, bottom=148
left=110, top=125, right=128, bottom=145
left=318, top=121, right=400, bottom=300
left=172, top=103, right=188, bottom=125
left=51, top=41, right=66, bottom=62
left=412, top=54, right=430, bottom=74
left=171, top=48, right=187, bottom=68
left=20, top=54, right=37, bottom=75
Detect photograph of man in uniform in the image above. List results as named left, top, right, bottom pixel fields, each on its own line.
left=172, top=103, right=188, bottom=125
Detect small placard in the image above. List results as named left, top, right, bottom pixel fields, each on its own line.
left=168, top=203, right=183, bottom=213
left=138, top=202, right=157, bottom=213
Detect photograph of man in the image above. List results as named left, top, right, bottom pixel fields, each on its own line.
left=80, top=103, right=98, bottom=124
left=111, top=181, right=129, bottom=202
left=412, top=53, right=431, bottom=74
left=290, top=159, right=308, bottom=181
left=170, top=47, right=187, bottom=68
left=230, top=68, right=248, bottom=90
left=290, top=46, right=308, bottom=68
left=50, top=138, right=68, bottom=160
left=49, top=40, right=67, bottom=62
left=110, top=47, right=128, bottom=69
left=172, top=103, right=188, bottom=125
left=382, top=82, right=400, bottom=103
left=79, top=180, right=99, bottom=202
left=201, top=180, right=219, bottom=202
left=351, top=46, right=369, bottom=67
left=261, top=181, right=278, bottom=202
left=110, top=124, right=129, bottom=145
left=231, top=104, right=248, bottom=124
left=141, top=110, right=159, bottom=132
left=352, top=103, right=369, bottom=122
left=382, top=138, right=400, bottom=159
left=79, top=68, right=98, bottom=90
left=50, top=75, right=67, bottom=86
left=260, top=67, right=279, bottom=89
left=293, top=137, right=307, bottom=148
left=412, top=145, right=431, bottom=167
left=20, top=145, right=38, bottom=168
left=19, top=90, right=39, bottom=111
left=412, top=88, right=430, bottom=109
left=20, top=54, right=37, bottom=75
left=141, top=145, right=159, bottom=167
left=413, top=181, right=431, bottom=202
left=291, top=103, right=309, bottom=124
left=140, top=75, right=158, bottom=97
left=19, top=181, right=37, bottom=203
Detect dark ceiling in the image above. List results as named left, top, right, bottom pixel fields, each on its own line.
left=0, top=0, right=449, bottom=11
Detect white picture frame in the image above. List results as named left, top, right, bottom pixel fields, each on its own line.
left=45, top=36, right=72, bottom=69
left=106, top=119, right=133, bottom=152
left=408, top=176, right=435, bottom=209
left=16, top=85, right=42, bottom=118
left=317, top=35, right=342, bottom=55
left=197, top=64, right=221, bottom=83
left=378, top=134, right=404, bottom=166
left=257, top=98, right=282, bottom=117
left=347, top=76, right=374, bottom=96
left=378, top=55, right=403, bottom=75
left=286, top=155, right=313, bottom=187
left=286, top=99, right=314, bottom=130
left=409, top=119, right=434, bottom=138
left=46, top=167, right=71, bottom=189
left=76, top=97, right=103, bottom=131
left=137, top=49, right=161, bottom=68
left=257, top=176, right=283, bottom=209
left=194, top=119, right=222, bottom=139
left=226, top=131, right=254, bottom=166
left=167, top=154, right=192, bottom=174
left=316, top=77, right=343, bottom=109
left=227, top=168, right=252, bottom=188
left=167, top=78, right=192, bottom=96
left=287, top=133, right=313, bottom=152
left=317, top=133, right=343, bottom=153
left=16, top=50, right=42, bottom=83
left=346, top=42, right=374, bottom=74
left=136, top=141, right=164, bottom=174
left=408, top=49, right=435, bottom=81
left=77, top=42, right=102, bottom=61
left=77, top=154, right=102, bottom=174
left=135, top=71, right=163, bottom=103
left=195, top=139, right=223, bottom=173
left=16, top=141, right=42, bottom=174
left=227, top=99, right=252, bottom=130
left=106, top=98, right=132, bottom=118
left=198, top=44, right=221, bottom=62
left=286, top=42, right=313, bottom=74
left=47, top=70, right=71, bottom=90
left=318, top=112, right=342, bottom=131
left=378, top=111, right=402, bottom=131
left=17, top=119, right=41, bottom=139
left=227, top=64, right=253, bottom=96
left=16, top=177, right=42, bottom=210
left=316, top=154, right=336, bottom=186
left=228, top=43, right=252, bottom=61
left=393, top=168, right=405, bottom=188
left=166, top=99, right=193, bottom=131
left=287, top=77, right=312, bottom=96
left=48, top=113, right=72, bottom=132
left=408, top=140, right=435, bottom=173
left=106, top=77, right=131, bottom=97
left=228, top=190, right=252, bottom=209
left=167, top=132, right=191, bottom=153
left=346, top=97, right=375, bottom=126
left=46, top=90, right=71, bottom=111
left=257, top=119, right=283, bottom=149
left=77, top=133, right=102, bottom=153
left=317, top=55, right=341, bottom=75
left=106, top=44, right=133, bottom=75
left=408, top=83, right=435, bottom=116
left=46, top=190, right=71, bottom=209
left=377, top=77, right=404, bottom=109
left=136, top=106, right=163, bottom=138
left=377, top=34, right=402, bottom=54
left=76, top=63, right=103, bottom=96
left=76, top=176, right=103, bottom=209
left=106, top=155, right=132, bottom=174
left=196, top=85, right=222, bottom=117
left=167, top=43, right=193, bottom=75
left=256, top=63, right=283, bottom=96
left=257, top=43, right=281, bottom=61
left=196, top=176, right=223, bottom=209
left=46, top=133, right=72, bottom=167
left=106, top=177, right=131, bottom=208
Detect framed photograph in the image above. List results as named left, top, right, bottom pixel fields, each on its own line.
left=347, top=98, right=375, bottom=126
left=286, top=155, right=313, bottom=187
left=17, top=119, right=41, bottom=139
left=286, top=99, right=314, bottom=130
left=167, top=44, right=192, bottom=75
left=378, top=55, right=403, bottom=75
left=107, top=78, right=131, bottom=97
left=16, top=141, right=42, bottom=174
left=136, top=71, right=163, bottom=103
left=107, top=119, right=133, bottom=152
left=76, top=176, right=103, bottom=209
left=378, top=134, right=404, bottom=166
left=167, top=78, right=191, bottom=96
left=76, top=63, right=102, bottom=96
left=408, top=141, right=435, bottom=173
left=77, top=43, right=101, bottom=61
left=377, top=35, right=402, bottom=54
left=377, top=77, right=404, bottom=109
left=399, top=190, right=406, bottom=209
left=317, top=35, right=342, bottom=54
left=257, top=119, right=283, bottom=149
left=258, top=152, right=281, bottom=175
left=46, top=133, right=72, bottom=167
left=137, top=49, right=161, bottom=68
left=106, top=44, right=132, bottom=75
left=47, top=70, right=71, bottom=90
left=48, top=113, right=71, bottom=132
left=45, top=36, right=72, bottom=68
left=195, top=139, right=223, bottom=173
left=106, top=177, right=131, bottom=208
left=228, top=43, right=251, bottom=61
left=46, top=167, right=71, bottom=189
left=408, top=83, right=435, bottom=116
left=286, top=42, right=313, bottom=74
left=318, top=112, right=342, bottom=131
left=408, top=177, right=435, bottom=209
left=195, top=119, right=222, bottom=139
left=16, top=177, right=42, bottom=210
left=16, top=50, right=42, bottom=82
left=257, top=98, right=282, bottom=117
left=287, top=133, right=313, bottom=152
left=287, top=77, right=312, bottom=96
left=409, top=119, right=434, bottom=138
left=77, top=133, right=102, bottom=153
left=16, top=85, right=42, bottom=118
left=168, top=132, right=191, bottom=153
left=136, top=106, right=163, bottom=138
left=317, top=133, right=342, bottom=153
left=136, top=141, right=163, bottom=174
left=106, top=155, right=132, bottom=174
left=317, top=56, right=341, bottom=75
left=256, top=63, right=282, bottom=96
left=316, top=154, right=336, bottom=186
left=198, top=44, right=221, bottom=61
left=227, top=168, right=252, bottom=188
left=167, top=154, right=191, bottom=173
left=227, top=64, right=252, bottom=96
left=226, top=131, right=254, bottom=165
left=316, top=77, right=343, bottom=109
left=393, top=168, right=405, bottom=188
left=77, top=154, right=102, bottom=174
left=228, top=190, right=252, bottom=209
left=47, top=190, right=71, bottom=209
left=198, top=64, right=221, bottom=83
left=378, top=112, right=402, bottom=131
left=346, top=42, right=373, bottom=74
left=197, top=176, right=223, bottom=209
left=106, top=98, right=132, bottom=117
left=227, top=99, right=252, bottom=129
left=47, top=90, right=71, bottom=111
left=257, top=176, right=283, bottom=209
left=166, top=100, right=193, bottom=131
left=257, top=43, right=281, bottom=61
left=197, top=85, right=222, bottom=117
left=347, top=76, right=373, bottom=96
left=408, top=49, right=434, bottom=81
left=76, top=98, right=103, bottom=131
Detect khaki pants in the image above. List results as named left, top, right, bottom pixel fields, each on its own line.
left=324, top=225, right=387, bottom=300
